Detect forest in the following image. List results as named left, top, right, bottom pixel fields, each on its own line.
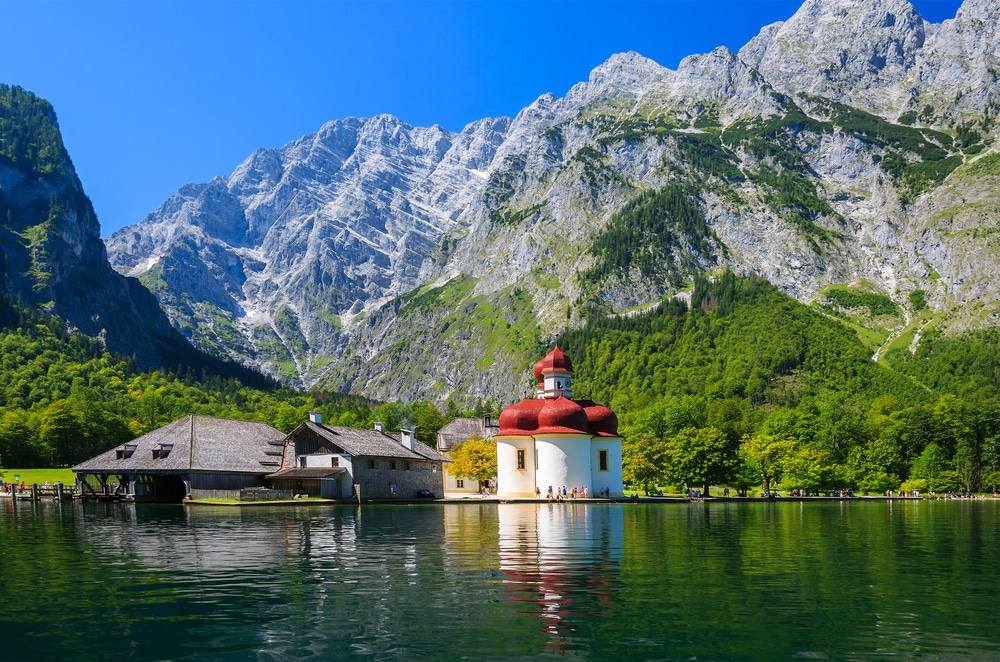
left=560, top=272, right=1000, bottom=496
left=0, top=293, right=492, bottom=468
left=2, top=266, right=999, bottom=499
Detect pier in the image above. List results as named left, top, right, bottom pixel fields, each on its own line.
left=2, top=482, right=76, bottom=501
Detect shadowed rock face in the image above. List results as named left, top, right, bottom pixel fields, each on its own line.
left=105, top=0, right=1000, bottom=401
left=0, top=87, right=196, bottom=369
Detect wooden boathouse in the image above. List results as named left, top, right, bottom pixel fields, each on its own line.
left=72, top=415, right=286, bottom=501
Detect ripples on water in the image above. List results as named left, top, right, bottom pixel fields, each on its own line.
left=1, top=499, right=999, bottom=660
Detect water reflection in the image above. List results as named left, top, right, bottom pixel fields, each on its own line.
left=498, top=503, right=625, bottom=653
left=4, top=500, right=1000, bottom=660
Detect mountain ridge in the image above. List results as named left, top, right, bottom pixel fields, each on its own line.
left=104, top=0, right=1000, bottom=401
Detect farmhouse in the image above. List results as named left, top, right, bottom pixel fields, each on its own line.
left=268, top=413, right=450, bottom=499
left=72, top=415, right=286, bottom=501
left=495, top=346, right=624, bottom=498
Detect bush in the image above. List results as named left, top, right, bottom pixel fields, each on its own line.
left=900, top=478, right=928, bottom=494
left=929, top=470, right=963, bottom=493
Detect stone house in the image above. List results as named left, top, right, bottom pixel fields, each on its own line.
left=267, top=413, right=450, bottom=499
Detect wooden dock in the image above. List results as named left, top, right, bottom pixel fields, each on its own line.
left=1, top=482, right=76, bottom=501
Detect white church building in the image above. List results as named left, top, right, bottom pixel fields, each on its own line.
left=495, top=346, right=623, bottom=498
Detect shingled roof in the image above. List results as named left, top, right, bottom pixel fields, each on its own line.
left=73, top=415, right=286, bottom=475
left=293, top=421, right=450, bottom=463
left=436, top=417, right=496, bottom=452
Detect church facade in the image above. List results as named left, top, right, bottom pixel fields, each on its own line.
left=495, top=347, right=623, bottom=498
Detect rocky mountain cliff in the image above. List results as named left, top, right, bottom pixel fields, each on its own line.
left=106, top=0, right=1000, bottom=403
left=0, top=85, right=207, bottom=368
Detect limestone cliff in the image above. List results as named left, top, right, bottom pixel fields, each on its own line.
left=105, top=0, right=1000, bottom=402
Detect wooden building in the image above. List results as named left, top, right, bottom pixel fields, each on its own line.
left=267, top=413, right=450, bottom=499
left=72, top=415, right=286, bottom=501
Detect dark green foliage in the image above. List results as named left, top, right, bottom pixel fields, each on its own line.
left=824, top=101, right=954, bottom=154
left=692, top=107, right=721, bottom=129
left=748, top=166, right=840, bottom=244
left=669, top=131, right=743, bottom=182
left=822, top=289, right=899, bottom=316
left=491, top=203, right=545, bottom=226
left=560, top=272, right=1000, bottom=494
left=564, top=272, right=923, bottom=412
left=0, top=293, right=464, bottom=467
left=898, top=111, right=917, bottom=126
left=584, top=184, right=718, bottom=287
left=721, top=106, right=833, bottom=161
left=816, top=100, right=961, bottom=198
left=955, top=121, right=982, bottom=149
left=0, top=85, right=68, bottom=179
left=909, top=289, right=927, bottom=311
left=572, top=145, right=630, bottom=192
left=595, top=115, right=675, bottom=146
left=883, top=328, right=1000, bottom=401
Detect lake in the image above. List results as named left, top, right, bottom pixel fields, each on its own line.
left=1, top=498, right=998, bottom=660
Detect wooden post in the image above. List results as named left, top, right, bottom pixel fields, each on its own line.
left=55, top=482, right=64, bottom=501
left=31, top=483, right=38, bottom=501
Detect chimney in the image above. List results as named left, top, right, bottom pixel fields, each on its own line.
left=309, top=412, right=322, bottom=424
left=374, top=421, right=384, bottom=433
left=401, top=428, right=415, bottom=450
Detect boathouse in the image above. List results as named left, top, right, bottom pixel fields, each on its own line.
left=72, top=415, right=286, bottom=501
left=495, top=346, right=624, bottom=498
left=267, top=413, right=450, bottom=499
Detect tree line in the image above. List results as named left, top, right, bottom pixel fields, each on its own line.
left=561, top=272, right=1000, bottom=496
left=0, top=294, right=495, bottom=468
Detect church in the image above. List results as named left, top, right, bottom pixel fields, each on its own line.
left=495, top=346, right=623, bottom=498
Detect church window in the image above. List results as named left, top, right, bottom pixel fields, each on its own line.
left=456, top=479, right=464, bottom=488
left=516, top=449, right=526, bottom=470
left=599, top=449, right=609, bottom=472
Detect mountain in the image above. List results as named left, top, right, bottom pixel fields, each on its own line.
left=105, top=0, right=1000, bottom=403
left=0, top=85, right=205, bottom=368
left=106, top=116, right=511, bottom=385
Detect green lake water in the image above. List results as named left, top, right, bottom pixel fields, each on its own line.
left=1, top=498, right=998, bottom=660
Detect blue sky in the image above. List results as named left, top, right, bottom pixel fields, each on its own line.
left=2, top=0, right=964, bottom=237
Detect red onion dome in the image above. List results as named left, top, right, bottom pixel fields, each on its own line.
left=534, top=345, right=574, bottom=381
left=498, top=399, right=545, bottom=435
left=583, top=403, right=619, bottom=437
left=535, top=396, right=590, bottom=434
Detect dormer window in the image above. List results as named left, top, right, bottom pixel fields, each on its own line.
left=116, top=443, right=138, bottom=459
left=152, top=444, right=173, bottom=459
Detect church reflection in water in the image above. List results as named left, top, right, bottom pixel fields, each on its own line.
left=498, top=503, right=625, bottom=651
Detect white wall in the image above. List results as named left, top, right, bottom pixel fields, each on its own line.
left=536, top=435, right=592, bottom=496
left=590, top=439, right=624, bottom=497
left=496, top=436, right=536, bottom=497
left=444, top=461, right=481, bottom=494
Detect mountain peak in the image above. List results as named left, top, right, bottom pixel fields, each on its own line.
left=739, top=0, right=926, bottom=109
left=954, top=0, right=998, bottom=22
left=588, top=51, right=670, bottom=87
